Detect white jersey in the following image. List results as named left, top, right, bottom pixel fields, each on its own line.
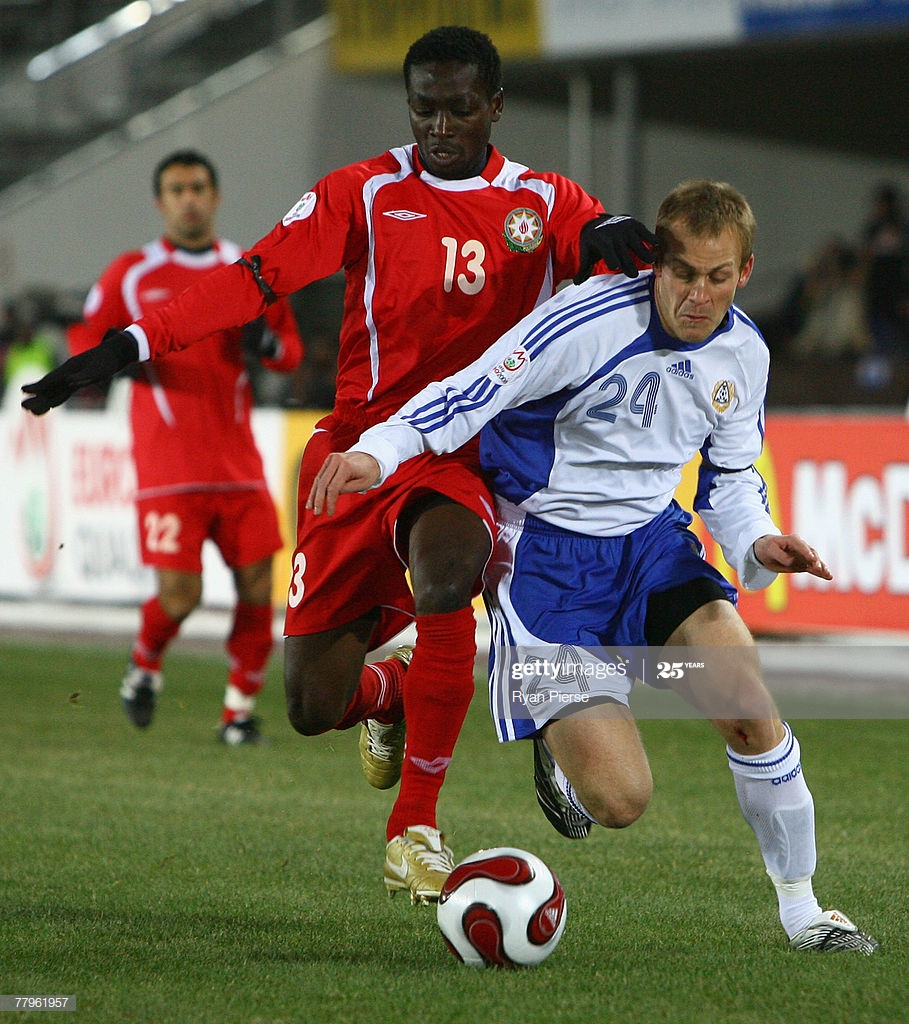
left=354, top=270, right=779, bottom=585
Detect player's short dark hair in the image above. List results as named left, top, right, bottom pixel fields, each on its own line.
left=656, top=180, right=756, bottom=269
left=153, top=150, right=219, bottom=196
left=403, top=26, right=502, bottom=101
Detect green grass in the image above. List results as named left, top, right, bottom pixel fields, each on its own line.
left=0, top=635, right=905, bottom=1024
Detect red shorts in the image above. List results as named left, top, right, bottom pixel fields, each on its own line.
left=135, top=487, right=283, bottom=573
left=283, top=416, right=497, bottom=648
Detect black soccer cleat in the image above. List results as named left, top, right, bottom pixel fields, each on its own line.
left=219, top=716, right=263, bottom=746
left=533, top=736, right=591, bottom=839
left=789, top=910, right=880, bottom=954
left=119, top=661, right=162, bottom=729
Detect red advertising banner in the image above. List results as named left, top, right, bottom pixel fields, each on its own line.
left=678, top=415, right=909, bottom=634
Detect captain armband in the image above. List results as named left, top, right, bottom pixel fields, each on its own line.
left=237, top=255, right=279, bottom=305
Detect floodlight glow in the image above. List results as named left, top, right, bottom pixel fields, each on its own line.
left=26, top=0, right=187, bottom=81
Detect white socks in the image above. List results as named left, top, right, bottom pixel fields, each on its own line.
left=727, top=723, right=823, bottom=937
left=550, top=722, right=825, bottom=938
left=765, top=873, right=824, bottom=939
left=224, top=683, right=256, bottom=718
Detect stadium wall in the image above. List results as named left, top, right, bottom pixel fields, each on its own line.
left=3, top=378, right=907, bottom=634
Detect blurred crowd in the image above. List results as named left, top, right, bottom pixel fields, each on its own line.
left=763, top=181, right=909, bottom=396
left=0, top=295, right=66, bottom=403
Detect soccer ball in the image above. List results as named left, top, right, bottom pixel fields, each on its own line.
left=436, top=847, right=567, bottom=968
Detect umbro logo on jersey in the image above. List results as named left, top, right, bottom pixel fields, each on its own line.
left=383, top=209, right=427, bottom=220
left=666, top=359, right=694, bottom=379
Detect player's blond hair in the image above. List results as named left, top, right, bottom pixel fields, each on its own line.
left=656, top=180, right=756, bottom=270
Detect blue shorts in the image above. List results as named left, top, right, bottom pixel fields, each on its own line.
left=485, top=499, right=737, bottom=741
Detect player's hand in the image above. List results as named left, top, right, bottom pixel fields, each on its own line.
left=306, top=452, right=382, bottom=517
left=573, top=214, right=659, bottom=284
left=753, top=534, right=833, bottom=580
left=242, top=317, right=280, bottom=360
left=21, top=329, right=139, bottom=415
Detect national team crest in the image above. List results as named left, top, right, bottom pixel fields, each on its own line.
left=712, top=380, right=735, bottom=412
left=503, top=208, right=544, bottom=253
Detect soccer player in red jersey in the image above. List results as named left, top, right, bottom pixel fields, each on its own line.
left=24, top=29, right=656, bottom=900
left=67, top=150, right=303, bottom=745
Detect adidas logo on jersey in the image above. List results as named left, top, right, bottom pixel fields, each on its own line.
left=666, top=359, right=694, bottom=379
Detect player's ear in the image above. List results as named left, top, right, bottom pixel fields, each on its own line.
left=491, top=88, right=504, bottom=121
left=737, top=253, right=755, bottom=288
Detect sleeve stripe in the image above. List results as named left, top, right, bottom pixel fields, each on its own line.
left=401, top=278, right=651, bottom=435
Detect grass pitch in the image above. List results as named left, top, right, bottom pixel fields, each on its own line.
left=0, top=634, right=905, bottom=1024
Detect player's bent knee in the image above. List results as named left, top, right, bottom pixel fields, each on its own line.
left=587, top=797, right=647, bottom=830
left=284, top=674, right=347, bottom=736
left=285, top=697, right=337, bottom=736
left=582, top=778, right=652, bottom=830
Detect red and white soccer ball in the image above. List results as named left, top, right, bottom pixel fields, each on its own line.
left=436, top=847, right=567, bottom=968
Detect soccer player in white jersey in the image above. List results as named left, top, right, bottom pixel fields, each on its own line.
left=21, top=28, right=657, bottom=904
left=307, top=180, right=878, bottom=953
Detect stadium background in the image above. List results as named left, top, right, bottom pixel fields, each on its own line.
left=0, top=10, right=906, bottom=1020
left=0, top=0, right=907, bottom=638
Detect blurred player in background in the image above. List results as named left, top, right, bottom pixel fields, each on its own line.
left=308, top=180, right=878, bottom=953
left=23, top=29, right=655, bottom=900
left=67, top=149, right=304, bottom=745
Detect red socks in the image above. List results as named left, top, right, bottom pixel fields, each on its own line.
left=223, top=602, right=273, bottom=725
left=132, top=597, right=275, bottom=727
left=131, top=596, right=180, bottom=670
left=386, top=606, right=477, bottom=841
left=335, top=655, right=409, bottom=730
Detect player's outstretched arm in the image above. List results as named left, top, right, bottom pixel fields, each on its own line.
left=753, top=534, right=833, bottom=580
left=306, top=452, right=382, bottom=517
left=573, top=214, right=660, bottom=284
left=21, top=329, right=138, bottom=415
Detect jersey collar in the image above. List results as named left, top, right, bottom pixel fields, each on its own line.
left=161, top=236, right=222, bottom=268
left=409, top=144, right=504, bottom=190
left=647, top=276, right=736, bottom=351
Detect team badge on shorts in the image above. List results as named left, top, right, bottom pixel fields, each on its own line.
left=503, top=208, right=544, bottom=253
left=712, top=380, right=735, bottom=412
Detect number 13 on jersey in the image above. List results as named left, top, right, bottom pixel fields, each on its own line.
left=441, top=237, right=486, bottom=295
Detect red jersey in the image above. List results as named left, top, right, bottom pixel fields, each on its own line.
left=70, top=237, right=303, bottom=497
left=128, top=145, right=604, bottom=429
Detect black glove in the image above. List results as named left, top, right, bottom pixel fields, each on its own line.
left=573, top=214, right=660, bottom=284
left=21, top=328, right=139, bottom=415
left=241, top=317, right=280, bottom=361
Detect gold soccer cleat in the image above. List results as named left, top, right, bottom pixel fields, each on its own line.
left=384, top=825, right=455, bottom=905
left=359, top=645, right=413, bottom=789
